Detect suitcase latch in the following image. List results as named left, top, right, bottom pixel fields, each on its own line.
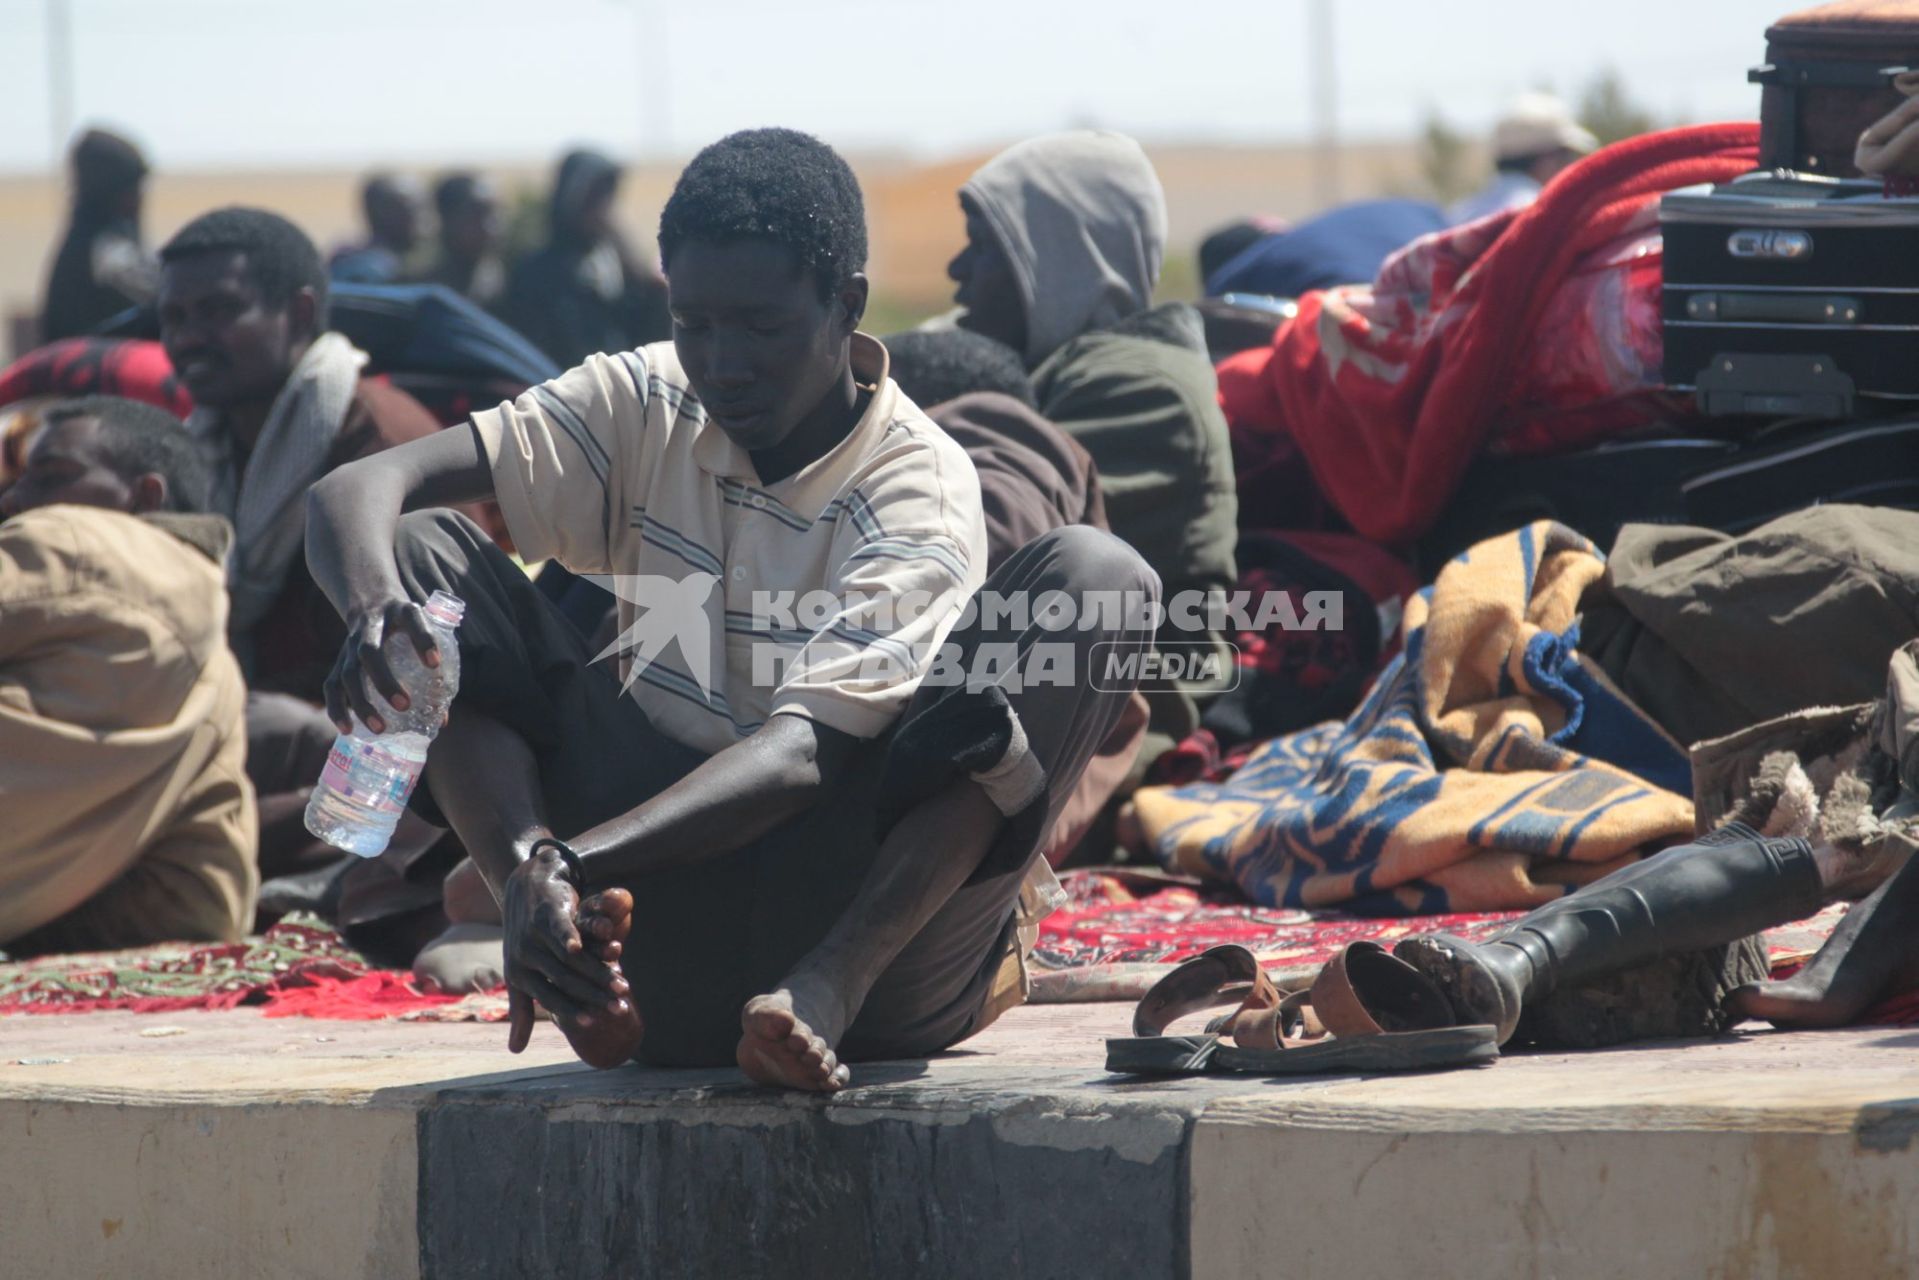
left=1693, top=353, right=1855, bottom=420
left=1728, top=229, right=1813, bottom=260
left=1684, top=292, right=1860, bottom=323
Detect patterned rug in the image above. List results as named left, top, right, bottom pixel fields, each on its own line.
left=1028, top=868, right=1852, bottom=1002
left=0, top=878, right=1873, bottom=1022
left=0, top=916, right=478, bottom=1019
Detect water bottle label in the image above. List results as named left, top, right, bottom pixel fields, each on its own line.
left=319, top=740, right=417, bottom=817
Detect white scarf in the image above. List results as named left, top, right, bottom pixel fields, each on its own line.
left=189, top=332, right=367, bottom=633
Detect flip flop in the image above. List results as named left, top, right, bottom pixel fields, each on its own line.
left=1104, top=942, right=1498, bottom=1077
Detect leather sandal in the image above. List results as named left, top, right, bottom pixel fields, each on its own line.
left=1104, top=944, right=1277, bottom=1074
left=1212, top=942, right=1499, bottom=1075
left=1105, top=943, right=1499, bottom=1076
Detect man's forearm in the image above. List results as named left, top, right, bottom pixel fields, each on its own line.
left=306, top=459, right=411, bottom=619
left=305, top=423, right=495, bottom=619
left=567, top=715, right=857, bottom=887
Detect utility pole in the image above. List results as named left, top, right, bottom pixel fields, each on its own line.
left=1308, top=0, right=1340, bottom=208
left=47, top=0, right=75, bottom=171
left=635, top=0, right=672, bottom=159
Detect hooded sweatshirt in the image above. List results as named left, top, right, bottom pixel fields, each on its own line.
left=961, top=132, right=1168, bottom=368
left=41, top=130, right=156, bottom=343
left=961, top=135, right=1238, bottom=729
left=500, top=149, right=670, bottom=367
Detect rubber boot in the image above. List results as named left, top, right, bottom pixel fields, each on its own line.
left=1385, top=823, right=1824, bottom=1044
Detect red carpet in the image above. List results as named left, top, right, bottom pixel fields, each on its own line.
left=0, top=917, right=467, bottom=1019
left=0, top=885, right=1907, bottom=1025
left=1033, top=870, right=1880, bottom=1008
left=1036, top=869, right=1525, bottom=969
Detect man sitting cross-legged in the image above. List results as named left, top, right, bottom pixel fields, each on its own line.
left=304, top=129, right=1155, bottom=1091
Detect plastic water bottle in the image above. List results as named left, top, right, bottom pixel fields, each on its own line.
left=304, top=590, right=466, bottom=856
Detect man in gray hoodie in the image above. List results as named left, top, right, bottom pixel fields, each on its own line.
left=948, top=131, right=1238, bottom=742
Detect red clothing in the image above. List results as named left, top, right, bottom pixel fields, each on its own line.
left=0, top=338, right=192, bottom=418
left=1218, top=123, right=1761, bottom=545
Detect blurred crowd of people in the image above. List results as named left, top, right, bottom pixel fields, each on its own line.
left=39, top=133, right=674, bottom=371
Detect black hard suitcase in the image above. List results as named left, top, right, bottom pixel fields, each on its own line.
left=1661, top=170, right=1919, bottom=419
left=1754, top=1, right=1919, bottom=176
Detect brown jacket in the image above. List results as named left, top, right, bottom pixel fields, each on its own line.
left=929, top=392, right=1107, bottom=569
left=0, top=506, right=256, bottom=948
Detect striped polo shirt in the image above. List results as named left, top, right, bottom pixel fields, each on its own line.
left=472, top=333, right=987, bottom=756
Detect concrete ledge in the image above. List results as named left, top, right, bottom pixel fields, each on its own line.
left=0, top=1098, right=419, bottom=1280
left=416, top=1066, right=1195, bottom=1277
left=4, top=1009, right=1919, bottom=1278
left=1193, top=1123, right=1919, bottom=1280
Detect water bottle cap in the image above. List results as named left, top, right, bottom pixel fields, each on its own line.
left=423, top=590, right=467, bottom=629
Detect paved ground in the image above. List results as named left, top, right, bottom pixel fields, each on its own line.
left=5, top=1003, right=1919, bottom=1278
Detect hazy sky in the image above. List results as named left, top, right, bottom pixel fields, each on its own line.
left=4, top=0, right=1787, bottom=173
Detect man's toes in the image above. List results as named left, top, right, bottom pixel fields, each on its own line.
left=580, top=889, right=635, bottom=934
left=737, top=992, right=852, bottom=1092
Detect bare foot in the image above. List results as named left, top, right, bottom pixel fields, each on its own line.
left=556, top=888, right=644, bottom=1069
left=737, top=977, right=854, bottom=1093
left=442, top=857, right=503, bottom=925
left=413, top=922, right=506, bottom=993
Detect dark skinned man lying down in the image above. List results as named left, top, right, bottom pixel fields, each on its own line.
left=303, top=129, right=1155, bottom=1092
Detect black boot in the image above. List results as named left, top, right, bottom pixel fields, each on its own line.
left=1379, top=823, right=1824, bottom=1044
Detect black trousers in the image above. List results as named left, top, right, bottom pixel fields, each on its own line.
left=395, top=511, right=1156, bottom=1066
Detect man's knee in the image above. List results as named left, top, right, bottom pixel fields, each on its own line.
left=245, top=691, right=337, bottom=789
left=392, top=508, right=494, bottom=593
left=1023, top=525, right=1161, bottom=615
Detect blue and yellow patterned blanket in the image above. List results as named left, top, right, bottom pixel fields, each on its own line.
left=1133, top=522, right=1697, bottom=915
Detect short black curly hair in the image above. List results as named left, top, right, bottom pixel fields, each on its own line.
left=45, top=395, right=212, bottom=513
left=883, top=329, right=1036, bottom=410
left=658, top=128, right=867, bottom=302
left=160, top=207, right=328, bottom=330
